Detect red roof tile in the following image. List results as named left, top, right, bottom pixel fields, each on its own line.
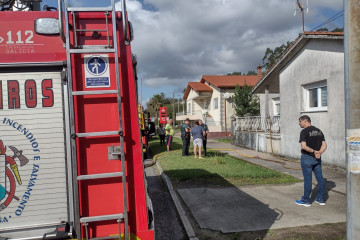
left=200, top=75, right=259, bottom=89
left=183, top=82, right=213, bottom=99
left=304, top=31, right=344, bottom=36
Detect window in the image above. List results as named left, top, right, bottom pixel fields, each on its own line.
left=188, top=103, right=191, bottom=113
left=214, top=98, right=218, bottom=109
left=303, top=81, right=327, bottom=111
left=272, top=97, right=280, bottom=115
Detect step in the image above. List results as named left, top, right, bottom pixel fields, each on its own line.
left=67, top=6, right=113, bottom=12
left=90, top=236, right=121, bottom=240
left=80, top=213, right=124, bottom=223
left=77, top=172, right=123, bottom=181
left=72, top=90, right=118, bottom=96
left=69, top=48, right=115, bottom=54
left=76, top=131, right=120, bottom=138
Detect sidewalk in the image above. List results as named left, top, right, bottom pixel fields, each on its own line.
left=205, top=138, right=346, bottom=195
left=167, top=136, right=346, bottom=234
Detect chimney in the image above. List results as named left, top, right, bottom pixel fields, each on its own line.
left=257, top=65, right=262, bottom=81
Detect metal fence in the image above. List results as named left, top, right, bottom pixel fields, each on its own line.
left=233, top=116, right=280, bottom=133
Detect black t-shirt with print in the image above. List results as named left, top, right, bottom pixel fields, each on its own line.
left=299, top=126, right=325, bottom=156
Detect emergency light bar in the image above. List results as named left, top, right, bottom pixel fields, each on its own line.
left=34, top=18, right=60, bottom=35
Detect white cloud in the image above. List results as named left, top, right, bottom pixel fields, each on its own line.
left=115, top=0, right=342, bottom=90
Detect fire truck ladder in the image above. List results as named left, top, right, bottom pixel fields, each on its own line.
left=62, top=0, right=129, bottom=239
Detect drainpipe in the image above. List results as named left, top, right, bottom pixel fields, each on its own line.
left=345, top=1, right=360, bottom=238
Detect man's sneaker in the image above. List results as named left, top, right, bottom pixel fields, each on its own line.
left=314, top=198, right=326, bottom=206
left=295, top=198, right=311, bottom=207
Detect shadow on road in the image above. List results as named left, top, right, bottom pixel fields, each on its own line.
left=310, top=178, right=337, bottom=202
left=166, top=168, right=280, bottom=238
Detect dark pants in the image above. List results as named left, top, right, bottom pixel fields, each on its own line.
left=301, top=154, right=325, bottom=202
left=166, top=135, right=173, bottom=149
left=181, top=133, right=190, bottom=156
left=203, top=137, right=207, bottom=155
left=159, top=135, right=165, bottom=146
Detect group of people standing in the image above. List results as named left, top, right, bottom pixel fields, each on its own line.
left=180, top=118, right=209, bottom=158
left=156, top=118, right=209, bottom=157
left=157, top=119, right=174, bottom=152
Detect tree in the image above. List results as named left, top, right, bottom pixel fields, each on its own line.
left=332, top=27, right=343, bottom=32
left=233, top=83, right=260, bottom=117
left=227, top=72, right=242, bottom=76
left=245, top=70, right=257, bottom=76
left=316, top=27, right=329, bottom=32
left=262, top=41, right=291, bottom=71
left=227, top=71, right=257, bottom=76
left=147, top=94, right=163, bottom=125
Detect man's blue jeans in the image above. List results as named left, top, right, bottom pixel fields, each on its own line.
left=301, top=154, right=325, bottom=202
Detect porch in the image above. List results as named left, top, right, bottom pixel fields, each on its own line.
left=232, top=116, right=280, bottom=133
left=232, top=116, right=281, bottom=155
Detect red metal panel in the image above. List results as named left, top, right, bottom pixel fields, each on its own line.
left=0, top=12, right=66, bottom=64
left=70, top=12, right=153, bottom=239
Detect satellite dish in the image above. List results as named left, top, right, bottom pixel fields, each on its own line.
left=224, top=92, right=230, bottom=99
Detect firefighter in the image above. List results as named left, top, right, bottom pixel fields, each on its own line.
left=181, top=118, right=191, bottom=156
left=199, top=119, right=209, bottom=156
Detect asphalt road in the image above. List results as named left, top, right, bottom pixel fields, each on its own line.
left=144, top=159, right=186, bottom=240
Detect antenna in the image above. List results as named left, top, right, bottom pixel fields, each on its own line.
left=294, top=0, right=309, bottom=32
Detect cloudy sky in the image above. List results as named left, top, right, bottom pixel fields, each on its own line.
left=44, top=0, right=343, bottom=105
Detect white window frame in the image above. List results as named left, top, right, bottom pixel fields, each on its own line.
left=188, top=103, right=191, bottom=114
left=272, top=97, right=280, bottom=116
left=214, top=98, right=218, bottom=109
left=303, top=81, right=327, bottom=112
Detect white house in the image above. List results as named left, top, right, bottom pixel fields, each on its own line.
left=180, top=73, right=260, bottom=138
left=249, top=32, right=345, bottom=167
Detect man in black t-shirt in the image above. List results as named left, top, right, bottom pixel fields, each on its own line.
left=295, top=115, right=327, bottom=207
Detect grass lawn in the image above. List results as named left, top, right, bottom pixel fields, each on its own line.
left=149, top=136, right=300, bottom=187
left=216, top=137, right=234, bottom=143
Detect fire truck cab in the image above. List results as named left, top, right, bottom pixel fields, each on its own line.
left=0, top=0, right=154, bottom=239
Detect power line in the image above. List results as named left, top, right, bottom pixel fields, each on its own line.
left=311, top=9, right=344, bottom=31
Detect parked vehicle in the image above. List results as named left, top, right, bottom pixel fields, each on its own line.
left=0, top=1, right=154, bottom=239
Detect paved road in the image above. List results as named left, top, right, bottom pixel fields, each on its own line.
left=144, top=159, right=186, bottom=240
left=176, top=139, right=346, bottom=234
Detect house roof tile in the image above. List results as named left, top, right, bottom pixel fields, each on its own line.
left=183, top=82, right=213, bottom=99
left=200, top=75, right=259, bottom=89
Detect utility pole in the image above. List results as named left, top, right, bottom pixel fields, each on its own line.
left=345, top=1, right=360, bottom=238
left=224, top=92, right=230, bottom=137
left=173, top=91, right=175, bottom=127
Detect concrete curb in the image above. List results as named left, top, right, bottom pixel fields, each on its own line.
left=155, top=161, right=199, bottom=240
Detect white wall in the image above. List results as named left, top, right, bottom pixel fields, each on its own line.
left=186, top=85, right=238, bottom=133
left=206, top=86, right=222, bottom=131
left=259, top=93, right=280, bottom=117
left=224, top=89, right=235, bottom=132
left=279, top=39, right=345, bottom=167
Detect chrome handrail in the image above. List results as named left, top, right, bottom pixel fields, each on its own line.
left=58, top=0, right=129, bottom=45
left=121, top=0, right=129, bottom=45
left=58, top=0, right=66, bottom=43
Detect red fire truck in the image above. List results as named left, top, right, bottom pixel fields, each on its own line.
left=0, top=0, right=154, bottom=239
